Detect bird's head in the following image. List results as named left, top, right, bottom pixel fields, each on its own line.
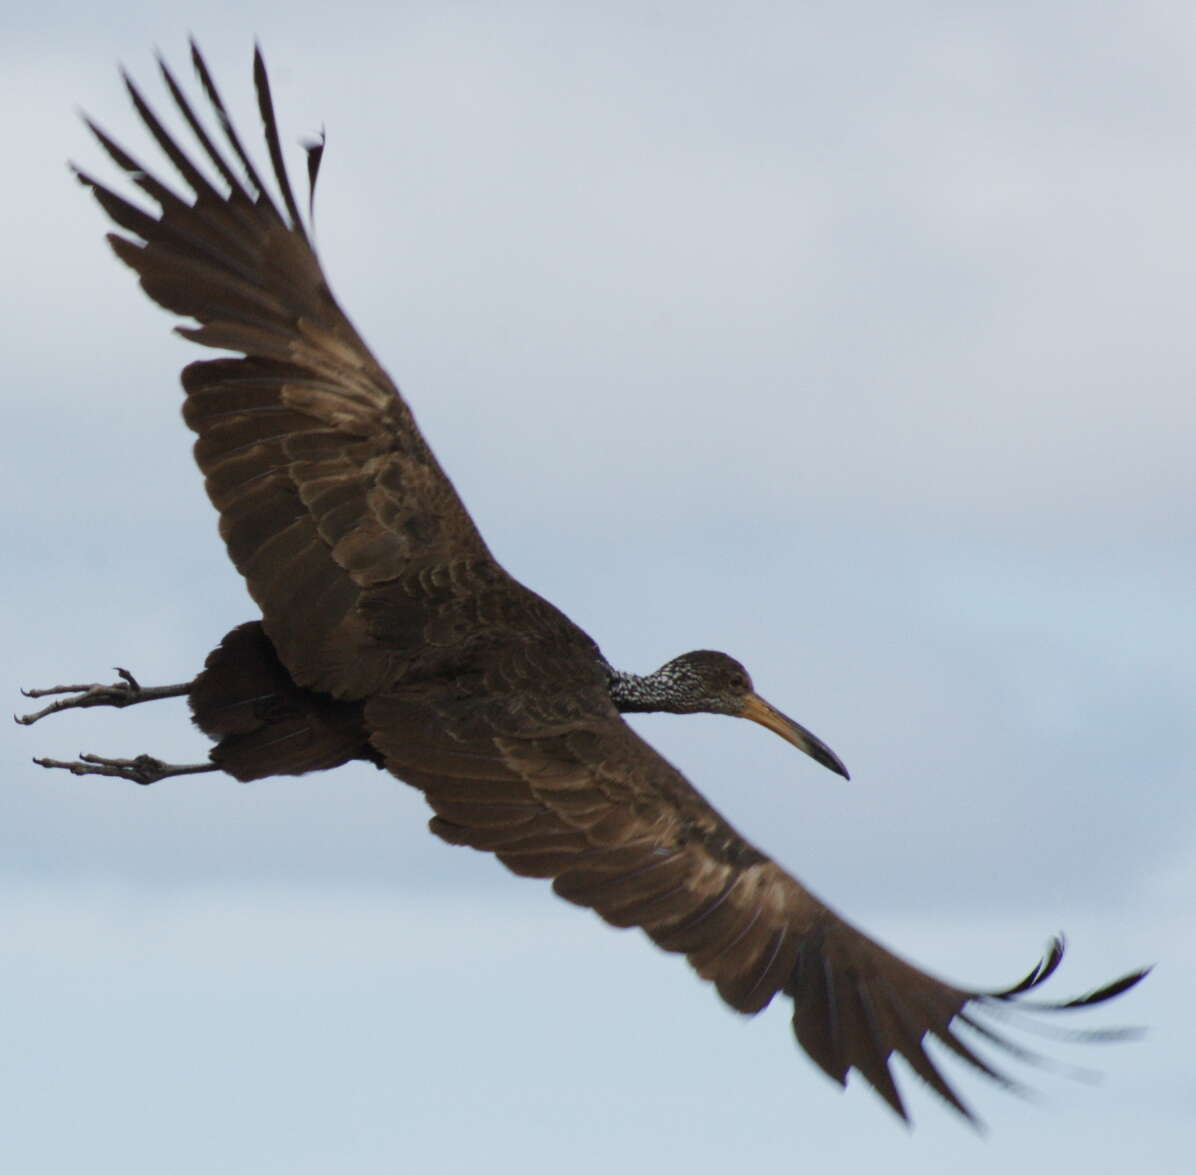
left=644, top=650, right=850, bottom=779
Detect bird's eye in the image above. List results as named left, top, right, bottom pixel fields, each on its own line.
left=729, top=673, right=747, bottom=690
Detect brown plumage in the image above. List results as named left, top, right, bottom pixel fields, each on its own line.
left=32, top=42, right=1146, bottom=1126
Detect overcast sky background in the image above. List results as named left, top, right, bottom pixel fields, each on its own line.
left=3, top=2, right=1194, bottom=1171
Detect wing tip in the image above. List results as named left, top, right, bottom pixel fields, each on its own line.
left=786, top=923, right=1146, bottom=1126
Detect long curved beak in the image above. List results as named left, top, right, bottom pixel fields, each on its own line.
left=739, top=693, right=850, bottom=779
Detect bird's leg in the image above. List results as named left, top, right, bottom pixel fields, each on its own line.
left=32, top=753, right=218, bottom=786
left=15, top=667, right=191, bottom=726
left=18, top=668, right=215, bottom=785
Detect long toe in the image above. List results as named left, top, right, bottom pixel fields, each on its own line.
left=16, top=674, right=190, bottom=726
left=33, top=753, right=217, bottom=785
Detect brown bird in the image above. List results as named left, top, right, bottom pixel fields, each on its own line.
left=21, top=43, right=1146, bottom=1126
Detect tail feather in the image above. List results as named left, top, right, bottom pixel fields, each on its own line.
left=191, top=621, right=379, bottom=781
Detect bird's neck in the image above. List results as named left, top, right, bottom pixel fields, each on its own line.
left=607, top=666, right=683, bottom=714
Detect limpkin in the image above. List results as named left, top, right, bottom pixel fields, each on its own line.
left=21, top=44, right=1146, bottom=1126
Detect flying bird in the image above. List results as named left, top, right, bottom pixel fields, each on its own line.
left=21, top=43, right=1146, bottom=1126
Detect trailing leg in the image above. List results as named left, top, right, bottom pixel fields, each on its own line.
left=16, top=668, right=190, bottom=726
left=18, top=667, right=212, bottom=784
left=33, top=752, right=218, bottom=785
left=18, top=621, right=381, bottom=786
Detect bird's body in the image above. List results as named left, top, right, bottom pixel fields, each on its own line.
left=23, top=42, right=1145, bottom=1127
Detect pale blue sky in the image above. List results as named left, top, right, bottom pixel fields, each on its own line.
left=3, top=3, right=1193, bottom=1171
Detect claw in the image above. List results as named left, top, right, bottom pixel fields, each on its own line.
left=114, top=667, right=142, bottom=691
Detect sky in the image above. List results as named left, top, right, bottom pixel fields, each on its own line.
left=3, top=2, right=1194, bottom=1171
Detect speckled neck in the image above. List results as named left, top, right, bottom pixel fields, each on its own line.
left=606, top=663, right=690, bottom=714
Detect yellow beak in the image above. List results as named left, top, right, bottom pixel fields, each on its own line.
left=739, top=692, right=849, bottom=779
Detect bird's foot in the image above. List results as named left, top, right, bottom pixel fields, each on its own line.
left=15, top=670, right=190, bottom=726
left=32, top=752, right=218, bottom=786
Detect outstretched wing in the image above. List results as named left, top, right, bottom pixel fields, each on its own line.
left=369, top=673, right=1147, bottom=1126
left=74, top=42, right=493, bottom=699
